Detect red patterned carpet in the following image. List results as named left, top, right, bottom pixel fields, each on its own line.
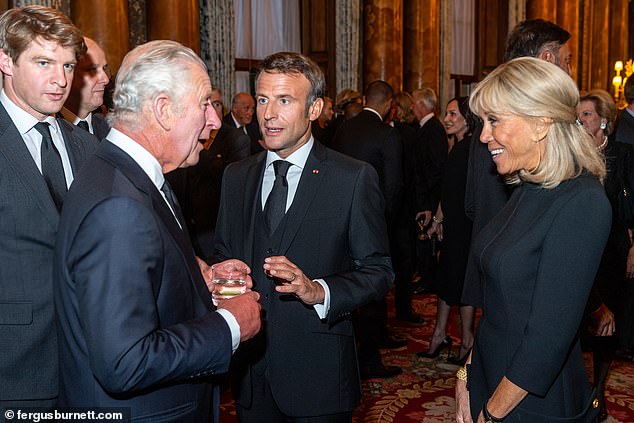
left=220, top=292, right=634, bottom=422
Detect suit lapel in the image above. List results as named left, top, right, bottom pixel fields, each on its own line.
left=99, top=142, right=213, bottom=309
left=0, top=104, right=60, bottom=224
left=278, top=142, right=327, bottom=254
left=243, top=153, right=266, bottom=261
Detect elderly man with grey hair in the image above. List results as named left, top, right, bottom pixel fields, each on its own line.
left=53, top=40, right=262, bottom=421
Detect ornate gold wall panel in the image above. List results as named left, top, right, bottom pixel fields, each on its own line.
left=70, top=0, right=129, bottom=75
left=403, top=0, right=439, bottom=93
left=363, top=0, right=403, bottom=91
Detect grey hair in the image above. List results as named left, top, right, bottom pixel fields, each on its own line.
left=108, top=40, right=206, bottom=129
left=411, top=88, right=437, bottom=111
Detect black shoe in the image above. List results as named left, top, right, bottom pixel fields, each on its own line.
left=417, top=336, right=452, bottom=359
left=360, top=365, right=403, bottom=379
left=396, top=312, right=424, bottom=325
left=379, top=334, right=407, bottom=349
left=447, top=348, right=472, bottom=366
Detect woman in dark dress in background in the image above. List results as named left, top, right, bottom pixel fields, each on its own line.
left=577, top=89, right=634, bottom=421
left=417, top=97, right=476, bottom=364
left=455, top=58, right=611, bottom=423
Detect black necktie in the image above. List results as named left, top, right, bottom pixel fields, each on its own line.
left=76, top=120, right=89, bottom=132
left=34, top=122, right=66, bottom=211
left=264, top=160, right=292, bottom=234
left=161, top=180, right=186, bottom=229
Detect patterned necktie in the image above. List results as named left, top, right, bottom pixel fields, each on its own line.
left=161, top=180, right=186, bottom=229
left=76, top=120, right=89, bottom=132
left=34, top=122, right=66, bottom=211
left=263, top=160, right=292, bottom=234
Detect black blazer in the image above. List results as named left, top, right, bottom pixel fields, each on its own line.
left=0, top=103, right=98, bottom=403
left=222, top=112, right=262, bottom=155
left=615, top=108, right=634, bottom=145
left=331, top=109, right=404, bottom=221
left=54, top=140, right=233, bottom=421
left=91, top=112, right=111, bottom=141
left=468, top=174, right=610, bottom=421
left=413, top=116, right=448, bottom=212
left=213, top=141, right=393, bottom=416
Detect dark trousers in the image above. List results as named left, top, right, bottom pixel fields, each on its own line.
left=236, top=371, right=352, bottom=423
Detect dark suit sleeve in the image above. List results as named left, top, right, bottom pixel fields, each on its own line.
left=324, top=163, right=395, bottom=323
left=506, top=188, right=611, bottom=396
left=232, top=132, right=251, bottom=161
left=382, top=127, right=404, bottom=220
left=67, top=196, right=232, bottom=393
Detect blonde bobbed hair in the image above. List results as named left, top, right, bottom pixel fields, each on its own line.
left=469, top=57, right=605, bottom=188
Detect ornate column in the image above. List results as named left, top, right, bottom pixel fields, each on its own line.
left=556, top=0, right=580, bottom=82
left=70, top=0, right=129, bottom=75
left=147, top=0, right=200, bottom=54
left=403, top=0, right=440, bottom=94
left=525, top=0, right=556, bottom=22
left=363, top=0, right=403, bottom=91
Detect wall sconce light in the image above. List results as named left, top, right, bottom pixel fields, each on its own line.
left=613, top=60, right=632, bottom=109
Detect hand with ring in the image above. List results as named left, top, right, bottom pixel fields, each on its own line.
left=263, top=256, right=325, bottom=305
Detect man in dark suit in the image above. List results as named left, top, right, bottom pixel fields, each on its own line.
left=167, top=86, right=251, bottom=260
left=214, top=52, right=394, bottom=422
left=54, top=40, right=262, bottom=421
left=223, top=91, right=263, bottom=154
left=61, top=37, right=110, bottom=140
left=615, top=77, right=634, bottom=145
left=0, top=6, right=98, bottom=412
left=411, top=88, right=448, bottom=290
left=331, top=80, right=411, bottom=378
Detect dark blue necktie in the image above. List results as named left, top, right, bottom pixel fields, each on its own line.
left=34, top=122, right=66, bottom=211
left=263, top=160, right=292, bottom=234
left=76, top=120, right=89, bottom=132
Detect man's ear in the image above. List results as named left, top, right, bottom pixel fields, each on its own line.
left=539, top=49, right=555, bottom=65
left=0, top=49, right=14, bottom=76
left=153, top=94, right=173, bottom=131
left=308, top=98, right=324, bottom=122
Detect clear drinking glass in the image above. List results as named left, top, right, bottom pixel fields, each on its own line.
left=211, top=262, right=247, bottom=306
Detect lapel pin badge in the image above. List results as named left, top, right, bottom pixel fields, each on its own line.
left=312, top=169, right=319, bottom=174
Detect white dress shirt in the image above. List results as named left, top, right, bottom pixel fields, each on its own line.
left=261, top=137, right=331, bottom=318
left=1, top=90, right=74, bottom=188
left=60, top=107, right=95, bottom=134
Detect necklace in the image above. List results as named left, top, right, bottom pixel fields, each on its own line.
left=598, top=135, right=608, bottom=150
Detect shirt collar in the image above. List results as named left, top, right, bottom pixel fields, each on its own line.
left=265, top=136, right=314, bottom=170
left=231, top=113, right=242, bottom=128
left=363, top=107, right=383, bottom=121
left=106, top=128, right=165, bottom=190
left=60, top=107, right=93, bottom=126
left=419, top=112, right=434, bottom=127
left=1, top=89, right=60, bottom=135
left=626, top=107, right=634, bottom=118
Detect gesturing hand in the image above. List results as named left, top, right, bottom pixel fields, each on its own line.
left=263, top=256, right=325, bottom=305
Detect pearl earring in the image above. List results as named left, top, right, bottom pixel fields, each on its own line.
left=600, top=121, right=607, bottom=130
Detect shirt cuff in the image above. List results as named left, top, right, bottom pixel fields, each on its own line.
left=313, top=278, right=330, bottom=319
left=216, top=308, right=240, bottom=353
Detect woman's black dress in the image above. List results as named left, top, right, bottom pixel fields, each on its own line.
left=436, top=135, right=472, bottom=305
left=468, top=173, right=611, bottom=422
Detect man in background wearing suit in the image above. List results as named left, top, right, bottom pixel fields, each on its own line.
left=411, top=88, right=448, bottom=290
left=331, top=80, right=411, bottom=379
left=615, top=77, right=634, bottom=145
left=54, top=40, right=261, bottom=421
left=0, top=6, right=98, bottom=412
left=214, top=52, right=394, bottom=422
left=224, top=91, right=263, bottom=154
left=167, top=86, right=251, bottom=260
left=61, top=37, right=110, bottom=140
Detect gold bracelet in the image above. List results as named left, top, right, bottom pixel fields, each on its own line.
left=456, top=366, right=468, bottom=382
